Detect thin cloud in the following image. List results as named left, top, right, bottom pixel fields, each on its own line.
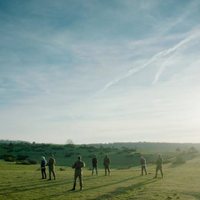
left=153, top=28, right=200, bottom=84
left=99, top=28, right=200, bottom=93
left=1, top=0, right=200, bottom=143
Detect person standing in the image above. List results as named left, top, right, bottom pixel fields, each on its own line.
left=154, top=154, right=163, bottom=178
left=92, top=155, right=98, bottom=175
left=103, top=155, right=111, bottom=176
left=71, top=156, right=85, bottom=191
left=47, top=154, right=56, bottom=180
left=41, top=156, right=47, bottom=179
left=140, top=155, right=147, bottom=176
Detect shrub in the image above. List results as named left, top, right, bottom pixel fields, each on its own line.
left=16, top=159, right=37, bottom=165
left=16, top=160, right=30, bottom=165
left=65, top=152, right=73, bottom=157
left=27, top=159, right=37, bottom=164
left=3, top=154, right=15, bottom=162
left=16, top=154, right=29, bottom=161
left=52, top=146, right=64, bottom=150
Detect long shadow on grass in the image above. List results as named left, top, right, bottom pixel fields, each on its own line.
left=83, top=175, right=141, bottom=191
left=0, top=179, right=52, bottom=189
left=0, top=175, right=97, bottom=195
left=95, top=178, right=157, bottom=200
left=0, top=180, right=69, bottom=195
left=33, top=176, right=142, bottom=200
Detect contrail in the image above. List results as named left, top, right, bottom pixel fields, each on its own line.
left=99, top=29, right=200, bottom=93
left=153, top=29, right=200, bottom=84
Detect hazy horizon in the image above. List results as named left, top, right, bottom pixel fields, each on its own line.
left=1, top=138, right=200, bottom=145
left=1, top=0, right=200, bottom=144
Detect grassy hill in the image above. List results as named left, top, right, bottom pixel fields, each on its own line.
left=90, top=142, right=200, bottom=153
left=0, top=141, right=199, bottom=168
left=0, top=155, right=200, bottom=200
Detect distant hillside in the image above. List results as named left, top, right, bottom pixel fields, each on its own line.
left=89, top=142, right=200, bottom=153
left=0, top=141, right=199, bottom=168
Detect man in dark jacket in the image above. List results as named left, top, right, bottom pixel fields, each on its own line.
left=154, top=154, right=163, bottom=178
left=92, top=155, right=98, bottom=175
left=47, top=154, right=56, bottom=180
left=41, top=156, right=47, bottom=179
left=103, top=155, right=110, bottom=176
left=71, top=156, right=85, bottom=191
left=140, top=155, right=147, bottom=176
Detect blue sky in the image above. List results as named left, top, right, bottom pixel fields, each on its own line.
left=0, top=0, right=200, bottom=144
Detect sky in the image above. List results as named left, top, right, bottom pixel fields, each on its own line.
left=0, top=0, right=200, bottom=144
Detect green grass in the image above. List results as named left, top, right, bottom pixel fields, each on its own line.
left=0, top=157, right=200, bottom=200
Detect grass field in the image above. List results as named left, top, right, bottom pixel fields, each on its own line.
left=0, top=157, right=200, bottom=200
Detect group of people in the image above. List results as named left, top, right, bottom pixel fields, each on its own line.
left=140, top=154, right=163, bottom=178
left=40, top=154, right=56, bottom=180
left=40, top=154, right=163, bottom=191
left=91, top=155, right=111, bottom=176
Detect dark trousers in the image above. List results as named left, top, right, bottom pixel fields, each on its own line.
left=92, top=166, right=98, bottom=175
left=141, top=166, right=147, bottom=175
left=73, top=173, right=83, bottom=189
left=155, top=166, right=163, bottom=178
left=41, top=168, right=46, bottom=179
left=104, top=165, right=110, bottom=176
left=49, top=167, right=56, bottom=180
